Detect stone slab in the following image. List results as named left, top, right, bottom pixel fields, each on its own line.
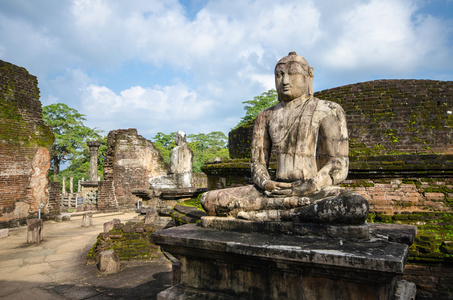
left=0, top=228, right=8, bottom=238
left=369, top=223, right=417, bottom=245
left=201, top=216, right=369, bottom=239
left=159, top=188, right=207, bottom=199
left=152, top=223, right=409, bottom=274
left=158, top=284, right=239, bottom=300
left=153, top=224, right=412, bottom=299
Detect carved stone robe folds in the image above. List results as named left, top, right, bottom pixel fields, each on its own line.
left=251, top=97, right=349, bottom=190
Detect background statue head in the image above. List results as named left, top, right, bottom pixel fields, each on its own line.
left=275, top=51, right=314, bottom=102
left=175, top=130, right=187, bottom=146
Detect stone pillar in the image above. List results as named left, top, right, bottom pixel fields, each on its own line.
left=87, top=141, right=101, bottom=182
left=69, top=176, right=74, bottom=207
left=81, top=212, right=93, bottom=227
left=62, top=177, right=66, bottom=195
left=27, top=219, right=43, bottom=244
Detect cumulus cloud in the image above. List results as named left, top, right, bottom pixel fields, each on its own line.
left=81, top=82, right=213, bottom=136
left=0, top=0, right=452, bottom=138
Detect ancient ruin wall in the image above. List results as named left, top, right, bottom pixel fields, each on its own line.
left=103, top=129, right=168, bottom=208
left=0, top=60, right=54, bottom=226
left=229, top=79, right=453, bottom=158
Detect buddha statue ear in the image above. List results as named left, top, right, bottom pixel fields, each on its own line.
left=308, top=66, right=314, bottom=77
left=307, top=66, right=314, bottom=96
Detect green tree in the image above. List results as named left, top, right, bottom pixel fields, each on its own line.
left=188, top=132, right=229, bottom=171
left=152, top=132, right=176, bottom=166
left=234, top=89, right=278, bottom=129
left=42, top=103, right=103, bottom=177
left=152, top=131, right=229, bottom=172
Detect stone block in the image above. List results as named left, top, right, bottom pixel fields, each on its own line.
left=144, top=209, right=157, bottom=224
left=81, top=212, right=93, bottom=227
left=153, top=223, right=413, bottom=300
left=0, top=229, right=8, bottom=239
left=97, top=249, right=121, bottom=274
left=103, top=218, right=121, bottom=232
left=425, top=192, right=445, bottom=200
left=200, top=216, right=370, bottom=240
left=27, top=219, right=43, bottom=244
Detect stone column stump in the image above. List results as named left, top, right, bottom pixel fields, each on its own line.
left=81, top=212, right=93, bottom=227
left=98, top=249, right=121, bottom=274
left=27, top=219, right=43, bottom=244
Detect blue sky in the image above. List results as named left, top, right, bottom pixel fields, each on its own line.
left=1, top=0, right=452, bottom=140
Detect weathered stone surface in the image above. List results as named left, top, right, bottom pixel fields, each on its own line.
left=0, top=229, right=8, bottom=238
left=153, top=224, right=410, bottom=299
left=104, top=128, right=168, bottom=209
left=369, top=223, right=417, bottom=245
left=149, top=131, right=194, bottom=189
left=201, top=52, right=368, bottom=225
left=394, top=280, right=416, bottom=300
left=158, top=285, right=238, bottom=300
left=81, top=212, right=93, bottom=228
left=173, top=205, right=207, bottom=219
left=144, top=210, right=157, bottom=225
left=201, top=216, right=369, bottom=240
left=103, top=218, right=121, bottom=232
left=27, top=218, right=43, bottom=244
left=159, top=188, right=207, bottom=200
left=153, top=224, right=409, bottom=274
left=97, top=249, right=121, bottom=274
left=0, top=60, right=53, bottom=226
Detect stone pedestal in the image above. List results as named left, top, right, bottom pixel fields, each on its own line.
left=27, top=218, right=43, bottom=244
left=152, top=220, right=416, bottom=300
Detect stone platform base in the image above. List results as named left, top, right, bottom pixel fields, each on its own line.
left=152, top=222, right=416, bottom=300
left=201, top=216, right=370, bottom=240
left=159, top=280, right=416, bottom=300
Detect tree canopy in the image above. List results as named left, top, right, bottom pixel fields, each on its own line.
left=152, top=131, right=229, bottom=172
left=42, top=103, right=103, bottom=177
left=234, top=89, right=278, bottom=129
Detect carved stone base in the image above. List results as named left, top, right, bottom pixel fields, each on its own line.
left=152, top=223, right=416, bottom=300
left=201, top=216, right=370, bottom=240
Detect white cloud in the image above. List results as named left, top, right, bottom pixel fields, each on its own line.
left=321, top=0, right=452, bottom=73
left=0, top=0, right=452, bottom=139
left=81, top=83, right=213, bottom=136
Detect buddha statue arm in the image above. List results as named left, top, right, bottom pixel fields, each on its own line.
left=251, top=110, right=272, bottom=190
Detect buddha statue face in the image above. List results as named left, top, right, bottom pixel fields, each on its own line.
left=274, top=52, right=314, bottom=102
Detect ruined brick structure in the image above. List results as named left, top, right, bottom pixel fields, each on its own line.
left=103, top=129, right=168, bottom=209
left=0, top=60, right=54, bottom=227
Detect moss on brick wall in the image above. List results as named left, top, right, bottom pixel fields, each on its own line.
left=0, top=60, right=54, bottom=224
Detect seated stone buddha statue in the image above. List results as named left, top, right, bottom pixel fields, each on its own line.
left=201, top=52, right=369, bottom=225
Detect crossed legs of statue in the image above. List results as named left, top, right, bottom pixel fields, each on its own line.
left=200, top=185, right=369, bottom=225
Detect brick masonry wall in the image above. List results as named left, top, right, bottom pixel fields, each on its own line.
left=229, top=79, right=453, bottom=159
left=341, top=177, right=453, bottom=214
left=103, top=129, right=168, bottom=209
left=0, top=60, right=53, bottom=225
left=97, top=180, right=119, bottom=212
left=46, top=181, right=61, bottom=216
